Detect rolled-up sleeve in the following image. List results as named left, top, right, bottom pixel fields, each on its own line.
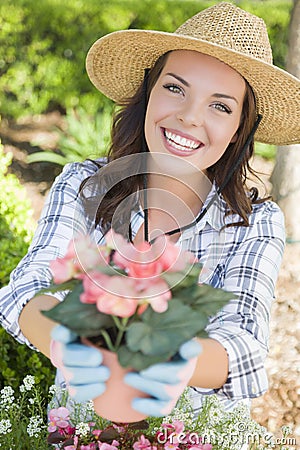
left=0, top=161, right=97, bottom=348
left=199, top=202, right=285, bottom=399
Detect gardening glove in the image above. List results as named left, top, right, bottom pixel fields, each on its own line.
left=50, top=324, right=110, bottom=403
left=124, top=339, right=202, bottom=417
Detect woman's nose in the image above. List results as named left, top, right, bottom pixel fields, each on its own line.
left=176, top=100, right=204, bottom=128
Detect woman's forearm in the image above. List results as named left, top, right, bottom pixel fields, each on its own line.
left=189, top=338, right=229, bottom=389
left=18, top=295, right=60, bottom=358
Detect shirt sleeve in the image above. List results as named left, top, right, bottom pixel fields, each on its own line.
left=0, top=161, right=96, bottom=348
left=197, top=202, right=285, bottom=399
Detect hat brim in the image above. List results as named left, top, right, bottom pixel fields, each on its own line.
left=86, top=29, right=300, bottom=145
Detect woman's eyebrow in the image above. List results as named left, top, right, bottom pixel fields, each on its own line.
left=165, top=72, right=190, bottom=87
left=212, top=93, right=239, bottom=104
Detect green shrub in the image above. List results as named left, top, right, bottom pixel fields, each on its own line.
left=0, top=0, right=293, bottom=120
left=28, top=106, right=112, bottom=165
left=0, top=142, right=55, bottom=394
left=254, top=142, right=276, bottom=161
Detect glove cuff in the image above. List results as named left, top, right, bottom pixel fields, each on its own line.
left=50, top=339, right=63, bottom=369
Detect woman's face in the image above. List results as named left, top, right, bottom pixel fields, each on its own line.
left=144, top=50, right=246, bottom=174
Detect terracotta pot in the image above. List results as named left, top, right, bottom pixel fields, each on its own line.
left=82, top=340, right=149, bottom=423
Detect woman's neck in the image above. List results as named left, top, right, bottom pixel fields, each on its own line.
left=135, top=172, right=211, bottom=243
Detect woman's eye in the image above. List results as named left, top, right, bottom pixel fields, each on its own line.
left=163, top=83, right=183, bottom=95
left=212, top=103, right=232, bottom=114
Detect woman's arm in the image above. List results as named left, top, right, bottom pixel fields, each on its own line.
left=0, top=160, right=98, bottom=351
left=19, top=294, right=59, bottom=357
left=196, top=202, right=285, bottom=398
left=189, top=337, right=229, bottom=388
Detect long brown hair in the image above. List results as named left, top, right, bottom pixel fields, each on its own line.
left=80, top=51, right=267, bottom=235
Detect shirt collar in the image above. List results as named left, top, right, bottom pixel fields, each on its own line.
left=183, top=182, right=228, bottom=237
left=130, top=182, right=231, bottom=240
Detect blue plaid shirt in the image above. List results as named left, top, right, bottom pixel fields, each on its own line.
left=0, top=159, right=285, bottom=409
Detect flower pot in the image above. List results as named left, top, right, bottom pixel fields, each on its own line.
left=82, top=340, right=149, bottom=423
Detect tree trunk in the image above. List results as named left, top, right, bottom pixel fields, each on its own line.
left=270, top=0, right=300, bottom=241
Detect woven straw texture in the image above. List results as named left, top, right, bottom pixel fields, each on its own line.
left=86, top=2, right=300, bottom=145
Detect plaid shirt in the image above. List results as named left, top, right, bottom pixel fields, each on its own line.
left=0, top=160, right=285, bottom=409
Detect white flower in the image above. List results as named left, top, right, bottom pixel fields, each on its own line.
left=0, top=419, right=12, bottom=434
left=20, top=375, right=35, bottom=392
left=0, top=386, right=14, bottom=398
left=26, top=415, right=44, bottom=437
left=281, top=425, right=292, bottom=436
left=48, top=384, right=64, bottom=396
left=0, top=386, right=15, bottom=408
left=75, top=422, right=90, bottom=437
left=85, top=400, right=95, bottom=413
left=162, top=406, right=194, bottom=429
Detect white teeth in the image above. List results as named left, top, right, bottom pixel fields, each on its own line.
left=164, top=130, right=200, bottom=151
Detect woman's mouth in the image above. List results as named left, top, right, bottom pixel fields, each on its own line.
left=162, top=128, right=203, bottom=155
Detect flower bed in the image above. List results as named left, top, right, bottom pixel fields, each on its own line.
left=0, top=375, right=296, bottom=449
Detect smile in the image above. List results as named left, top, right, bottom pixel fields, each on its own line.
left=163, top=128, right=203, bottom=153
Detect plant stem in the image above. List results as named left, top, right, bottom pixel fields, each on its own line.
left=113, top=316, right=129, bottom=350
left=99, top=329, right=115, bottom=352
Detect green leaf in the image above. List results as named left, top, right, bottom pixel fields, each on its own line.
left=162, top=263, right=202, bottom=291
left=188, top=284, right=235, bottom=316
left=126, top=299, right=206, bottom=357
left=37, top=279, right=80, bottom=295
left=117, top=345, right=172, bottom=370
left=41, top=283, right=114, bottom=337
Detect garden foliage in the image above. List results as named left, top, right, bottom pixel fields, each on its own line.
left=0, top=0, right=293, bottom=120
left=0, top=142, right=55, bottom=395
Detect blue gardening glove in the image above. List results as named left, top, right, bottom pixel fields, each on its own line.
left=124, top=339, right=202, bottom=417
left=50, top=325, right=110, bottom=403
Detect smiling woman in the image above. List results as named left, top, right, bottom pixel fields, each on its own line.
left=1, top=1, right=300, bottom=439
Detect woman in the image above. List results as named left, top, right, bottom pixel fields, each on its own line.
left=1, top=2, right=299, bottom=420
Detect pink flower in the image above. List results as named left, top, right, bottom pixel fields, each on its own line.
left=95, top=276, right=139, bottom=317
left=80, top=272, right=110, bottom=304
left=137, top=278, right=172, bottom=313
left=72, top=234, right=110, bottom=273
left=97, top=292, right=138, bottom=318
left=170, top=420, right=185, bottom=435
left=106, top=230, right=163, bottom=279
left=98, top=441, right=119, bottom=449
left=164, top=444, right=180, bottom=450
left=50, top=234, right=110, bottom=284
left=50, top=254, right=77, bottom=284
left=188, top=445, right=209, bottom=450
left=48, top=406, right=70, bottom=432
left=152, top=236, right=196, bottom=272
left=80, top=444, right=98, bottom=450
left=127, top=242, right=164, bottom=279
left=105, top=230, right=132, bottom=254
left=64, top=437, right=78, bottom=450
left=133, top=434, right=155, bottom=449
left=159, top=421, right=185, bottom=447
left=92, top=429, right=102, bottom=437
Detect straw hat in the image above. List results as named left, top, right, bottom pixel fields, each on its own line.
left=86, top=2, right=300, bottom=145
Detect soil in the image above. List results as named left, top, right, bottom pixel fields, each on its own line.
left=1, top=114, right=299, bottom=445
